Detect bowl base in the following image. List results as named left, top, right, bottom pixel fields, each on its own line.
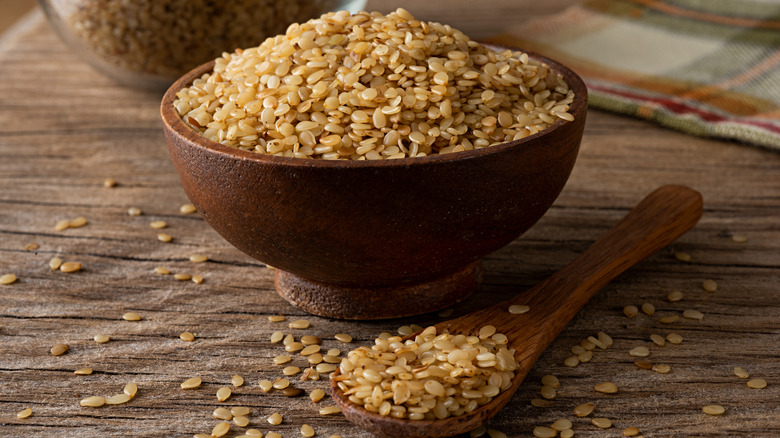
left=274, top=262, right=482, bottom=320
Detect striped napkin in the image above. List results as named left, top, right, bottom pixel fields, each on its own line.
left=487, top=0, right=780, bottom=151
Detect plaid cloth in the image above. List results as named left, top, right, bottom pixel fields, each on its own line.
left=488, top=0, right=780, bottom=151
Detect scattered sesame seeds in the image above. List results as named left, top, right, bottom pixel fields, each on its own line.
left=623, top=426, right=641, bottom=436
left=283, top=366, right=302, bottom=376
left=652, top=364, right=671, bottom=374
left=594, top=382, right=618, bottom=394
left=258, top=379, right=273, bottom=392
left=189, top=254, right=208, bottom=263
left=103, top=178, right=117, bottom=188
left=180, top=332, right=195, bottom=342
left=641, top=302, right=655, bottom=316
left=289, top=319, right=310, bottom=329
left=157, top=233, right=173, bottom=242
left=578, top=350, right=593, bottom=363
left=51, top=343, right=69, bottom=356
left=154, top=266, right=171, bottom=275
left=232, top=375, right=244, bottom=387
left=574, top=402, right=595, bottom=417
left=540, top=385, right=556, bottom=400
left=564, top=356, right=579, bottom=367
left=180, top=376, right=202, bottom=389
left=532, top=426, right=557, bottom=438
left=659, top=314, right=680, bottom=324
left=702, top=405, right=725, bottom=415
left=666, top=333, right=683, bottom=344
left=301, top=424, right=315, bottom=437
left=508, top=304, right=530, bottom=314
left=623, top=305, right=639, bottom=318
left=105, top=393, right=131, bottom=405
left=650, top=334, right=665, bottom=346
left=747, top=378, right=767, bottom=389
left=731, top=234, right=748, bottom=243
left=550, top=418, right=572, bottom=431
left=217, top=386, right=232, bottom=401
left=234, top=415, right=250, bottom=427
left=267, top=412, right=283, bottom=425
left=471, top=425, right=487, bottom=437
left=319, top=406, right=341, bottom=415
left=173, top=273, right=191, bottom=281
left=591, top=417, right=613, bottom=428
left=285, top=342, right=304, bottom=352
left=150, top=220, right=167, bottom=229
left=231, top=406, right=250, bottom=417
left=214, top=407, right=233, bottom=420
left=122, top=312, right=142, bottom=321
left=0, top=274, right=17, bottom=285
left=124, top=383, right=138, bottom=398
left=17, top=407, right=32, bottom=419
left=180, top=203, right=197, bottom=214
left=571, top=345, right=585, bottom=355
left=683, top=309, right=704, bottom=320
left=74, top=368, right=93, bottom=375
left=734, top=367, right=750, bottom=379
left=667, top=290, right=684, bottom=302
left=268, top=315, right=286, bottom=322
left=270, top=331, right=284, bottom=343
left=315, top=363, right=337, bottom=373
left=80, top=396, right=106, bottom=407
left=128, top=207, right=142, bottom=216
left=629, top=346, right=650, bottom=357
left=310, top=388, right=326, bottom=403
left=274, top=355, right=292, bottom=365
left=598, top=331, right=613, bottom=347
left=702, top=279, right=718, bottom=292
left=301, top=335, right=321, bottom=345
left=49, top=257, right=62, bottom=270
left=674, top=251, right=691, bottom=262
left=334, top=333, right=352, bottom=343
left=541, top=375, right=560, bottom=388
left=587, top=335, right=608, bottom=350
left=60, top=261, right=82, bottom=273
left=272, top=378, right=290, bottom=390
left=212, top=421, right=230, bottom=437
left=94, top=334, right=110, bottom=343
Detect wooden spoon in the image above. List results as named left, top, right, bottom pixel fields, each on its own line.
left=330, top=185, right=703, bottom=437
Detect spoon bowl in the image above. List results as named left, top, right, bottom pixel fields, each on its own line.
left=330, top=185, right=703, bottom=437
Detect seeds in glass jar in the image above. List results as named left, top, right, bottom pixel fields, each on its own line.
left=623, top=305, right=638, bottom=318
left=94, top=334, right=110, bottom=343
left=180, top=203, right=196, bottom=214
left=128, top=207, right=142, bottom=216
left=150, top=220, right=167, bottom=229
left=747, top=378, right=767, bottom=389
left=17, top=407, right=32, bottom=419
left=74, top=367, right=93, bottom=375
left=105, top=393, right=131, bottom=405
left=652, top=364, right=671, bottom=374
left=122, top=312, right=142, bottom=321
left=310, top=388, right=326, bottom=402
left=267, top=412, right=283, bottom=425
left=301, top=424, right=315, bottom=437
left=702, top=405, right=725, bottom=415
left=592, top=417, right=612, bottom=428
left=179, top=332, right=195, bottom=342
left=124, top=383, right=138, bottom=398
left=51, top=343, right=69, bottom=356
left=334, top=333, right=352, bottom=343
left=666, top=333, right=683, bottom=344
left=641, top=302, right=655, bottom=316
left=667, top=290, right=684, bottom=302
left=594, top=382, right=618, bottom=393
left=180, top=376, right=202, bottom=389
left=319, top=406, right=341, bottom=415
left=683, top=309, right=704, bottom=320
left=217, top=386, right=232, bottom=401
left=80, top=396, right=106, bottom=407
left=532, top=426, right=556, bottom=438
left=508, top=304, right=530, bottom=314
left=674, top=251, right=691, bottom=262
left=650, top=334, right=665, bottom=346
left=734, top=367, right=749, bottom=378
left=289, top=319, right=310, bottom=329
left=232, top=375, right=244, bottom=387
left=702, top=279, right=718, bottom=292
left=0, top=274, right=17, bottom=285
left=629, top=346, right=650, bottom=357
left=49, top=257, right=63, bottom=270
left=574, top=402, right=595, bottom=417
left=60, top=262, right=82, bottom=273
left=212, top=422, right=230, bottom=437
left=189, top=254, right=208, bottom=263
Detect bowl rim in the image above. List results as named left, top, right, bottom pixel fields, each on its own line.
left=160, top=43, right=588, bottom=169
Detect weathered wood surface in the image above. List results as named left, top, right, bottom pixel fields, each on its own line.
left=1, top=2, right=778, bottom=437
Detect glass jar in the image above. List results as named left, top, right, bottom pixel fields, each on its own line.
left=38, top=0, right=367, bottom=91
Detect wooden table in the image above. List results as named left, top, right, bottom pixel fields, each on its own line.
left=1, top=1, right=778, bottom=437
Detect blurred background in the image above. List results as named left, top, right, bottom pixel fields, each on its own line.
left=1, top=0, right=36, bottom=33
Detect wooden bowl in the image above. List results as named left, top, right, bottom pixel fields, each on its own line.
left=160, top=49, right=587, bottom=320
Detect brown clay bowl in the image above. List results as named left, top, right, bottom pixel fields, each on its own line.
left=160, top=48, right=587, bottom=320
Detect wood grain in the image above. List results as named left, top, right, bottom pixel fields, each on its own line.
left=1, top=2, right=779, bottom=437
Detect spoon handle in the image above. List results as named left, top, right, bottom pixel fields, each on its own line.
left=437, top=185, right=703, bottom=351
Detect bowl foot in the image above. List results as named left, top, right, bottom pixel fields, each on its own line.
left=274, top=262, right=482, bottom=320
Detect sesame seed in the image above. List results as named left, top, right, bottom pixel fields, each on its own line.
left=104, top=178, right=117, bottom=188
left=80, top=396, right=106, bottom=407
left=150, top=220, right=167, bottom=229
left=245, top=430, right=263, bottom=437
left=180, top=376, right=202, bottom=389
left=564, top=356, right=579, bottom=367
left=487, top=429, right=508, bottom=438
left=267, top=412, right=283, bottom=425
left=94, top=334, right=110, bottom=343
left=270, top=331, right=284, bottom=343
left=231, top=407, right=250, bottom=417
left=587, top=335, right=608, bottom=350
left=310, top=388, right=326, bottom=402
left=157, top=233, right=173, bottom=242
left=674, top=251, right=691, bottom=262
left=154, top=266, right=170, bottom=275
left=508, top=304, right=530, bottom=314
left=591, top=417, right=612, bottom=428
left=541, top=374, right=560, bottom=388
left=560, top=430, right=574, bottom=438
left=315, top=363, right=337, bottom=373
left=60, top=261, right=82, bottom=273
left=652, top=364, right=671, bottom=374
left=594, top=382, right=618, bottom=393
left=105, top=393, right=131, bottom=405
left=702, top=405, right=725, bottom=415
left=17, top=407, right=32, bottom=419
left=659, top=314, right=680, bottom=324
left=319, top=406, right=341, bottom=415
left=623, top=305, right=638, bottom=318
left=289, top=319, right=310, bottom=329
left=212, top=421, right=230, bottom=437
left=217, top=386, right=232, bottom=401
left=180, top=332, right=195, bottom=342
left=629, top=346, right=650, bottom=357
left=124, top=383, right=138, bottom=398
left=578, top=350, right=593, bottom=363
left=571, top=345, right=585, bottom=355
left=189, top=254, right=208, bottom=263
left=55, top=219, right=70, bottom=231
left=574, top=402, right=595, bottom=417
left=702, top=279, right=718, bottom=292
left=213, top=407, right=233, bottom=420
left=194, top=276, right=205, bottom=285
left=0, top=274, right=17, bottom=285
left=258, top=379, right=273, bottom=392
left=540, top=385, right=556, bottom=400
left=234, top=415, right=250, bottom=427
left=74, top=368, right=93, bottom=375
left=301, top=335, right=321, bottom=345
left=127, top=207, right=142, bottom=216
left=334, top=333, right=352, bottom=343
left=173, top=273, right=191, bottom=281
left=69, top=217, right=88, bottom=228
left=232, top=375, right=244, bottom=387
left=641, top=302, right=655, bottom=316
left=283, top=386, right=304, bottom=397
left=667, top=290, right=684, bottom=302
left=623, top=426, right=641, bottom=436
left=24, top=243, right=39, bottom=251
left=283, top=366, right=302, bottom=376
left=51, top=343, right=69, bottom=356
left=180, top=203, right=197, bottom=214
left=531, top=398, right=553, bottom=407
left=581, top=340, right=596, bottom=350
left=532, top=426, right=557, bottom=438
left=301, top=424, right=315, bottom=437
left=734, top=367, right=749, bottom=379
left=747, top=378, right=767, bottom=389
left=598, top=331, right=613, bottom=347
left=267, top=433, right=282, bottom=438
left=49, top=257, right=62, bottom=270
left=478, top=325, right=496, bottom=339
left=300, top=345, right=321, bottom=356
left=683, top=309, right=704, bottom=320
left=122, top=312, right=142, bottom=321
left=272, top=378, right=290, bottom=389
left=650, top=334, right=665, bottom=346
left=550, top=418, right=572, bottom=431
left=731, top=234, right=748, bottom=243
left=666, top=333, right=684, bottom=344
left=285, top=342, right=304, bottom=352
left=268, top=315, right=286, bottom=322
left=274, top=355, right=292, bottom=365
